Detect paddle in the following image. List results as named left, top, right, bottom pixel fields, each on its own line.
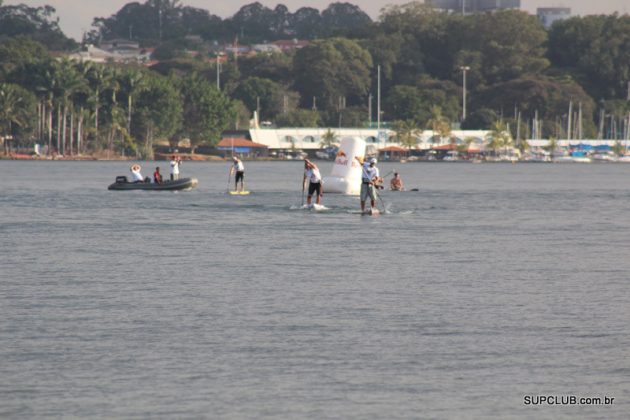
left=375, top=184, right=387, bottom=213
left=226, top=166, right=232, bottom=193
left=301, top=171, right=306, bottom=206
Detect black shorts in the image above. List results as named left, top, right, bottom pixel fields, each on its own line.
left=308, top=182, right=321, bottom=196
left=235, top=171, right=244, bottom=183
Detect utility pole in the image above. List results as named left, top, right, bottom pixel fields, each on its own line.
left=216, top=53, right=221, bottom=90
left=377, top=65, right=381, bottom=131
left=460, top=66, right=470, bottom=122
left=368, top=93, right=372, bottom=127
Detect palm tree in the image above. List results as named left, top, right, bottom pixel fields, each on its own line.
left=85, top=64, right=113, bottom=151
left=612, top=140, right=625, bottom=157
left=319, top=128, right=337, bottom=149
left=391, top=119, right=420, bottom=151
left=427, top=106, right=451, bottom=147
left=119, top=69, right=145, bottom=139
left=0, top=83, right=30, bottom=155
left=31, top=60, right=60, bottom=155
left=55, top=59, right=85, bottom=155
left=544, top=137, right=558, bottom=160
left=486, top=120, right=513, bottom=158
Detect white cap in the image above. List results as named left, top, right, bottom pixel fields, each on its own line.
left=369, top=157, right=377, bottom=164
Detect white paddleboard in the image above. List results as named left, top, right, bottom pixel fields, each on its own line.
left=361, top=208, right=380, bottom=216
left=305, top=203, right=329, bottom=211
left=229, top=191, right=251, bottom=195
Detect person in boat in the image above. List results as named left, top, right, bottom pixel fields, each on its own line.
left=230, top=156, right=245, bottom=192
left=390, top=172, right=404, bottom=191
left=130, top=164, right=144, bottom=183
left=153, top=166, right=163, bottom=184
left=356, top=156, right=382, bottom=213
left=303, top=158, right=323, bottom=206
left=170, top=155, right=181, bottom=181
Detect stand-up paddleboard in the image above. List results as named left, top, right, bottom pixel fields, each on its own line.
left=229, top=191, right=251, bottom=195
left=361, top=208, right=380, bottom=216
left=304, top=203, right=329, bottom=211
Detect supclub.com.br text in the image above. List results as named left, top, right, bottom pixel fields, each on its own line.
left=524, top=395, right=615, bottom=406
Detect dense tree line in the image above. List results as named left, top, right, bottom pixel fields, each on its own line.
left=87, top=0, right=372, bottom=45
left=0, top=42, right=237, bottom=157
left=2, top=0, right=630, bottom=155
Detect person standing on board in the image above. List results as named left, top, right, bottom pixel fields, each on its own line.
left=356, top=157, right=382, bottom=212
left=170, top=155, right=181, bottom=180
left=231, top=156, right=245, bottom=192
left=303, top=158, right=323, bottom=206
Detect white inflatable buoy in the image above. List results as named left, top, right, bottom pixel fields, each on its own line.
left=322, top=136, right=365, bottom=195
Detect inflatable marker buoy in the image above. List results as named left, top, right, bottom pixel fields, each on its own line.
left=322, top=137, right=366, bottom=195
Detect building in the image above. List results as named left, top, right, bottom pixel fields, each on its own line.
left=426, top=0, right=521, bottom=13
left=537, top=7, right=571, bottom=28
left=271, top=39, right=310, bottom=53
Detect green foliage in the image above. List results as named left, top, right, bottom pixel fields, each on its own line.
left=473, top=75, right=597, bottom=136
left=462, top=108, right=499, bottom=130
left=177, top=73, right=236, bottom=147
left=275, top=109, right=320, bottom=128
left=385, top=78, right=460, bottom=123
left=459, top=10, right=549, bottom=86
left=319, top=128, right=337, bottom=148
left=0, top=4, right=76, bottom=50
left=391, top=119, right=420, bottom=150
left=0, top=82, right=37, bottom=140
left=0, top=36, right=48, bottom=80
left=486, top=120, right=514, bottom=153
left=548, top=14, right=630, bottom=99
left=238, top=53, right=293, bottom=84
left=426, top=106, right=451, bottom=139
left=293, top=38, right=372, bottom=111
left=133, top=74, right=182, bottom=143
left=233, top=77, right=297, bottom=121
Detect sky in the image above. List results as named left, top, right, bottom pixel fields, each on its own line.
left=4, top=0, right=630, bottom=41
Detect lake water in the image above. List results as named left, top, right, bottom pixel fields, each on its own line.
left=1, top=160, right=629, bottom=419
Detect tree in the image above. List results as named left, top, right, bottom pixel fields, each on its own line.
left=486, top=120, right=513, bottom=157
left=544, top=137, right=558, bottom=160
left=84, top=64, right=114, bottom=152
left=275, top=109, right=320, bottom=128
left=320, top=2, right=372, bottom=37
left=133, top=74, right=182, bottom=158
left=238, top=53, right=293, bottom=84
left=548, top=14, right=630, bottom=99
left=319, top=128, right=337, bottom=148
left=472, top=75, right=597, bottom=138
left=293, top=38, right=372, bottom=112
left=391, top=119, right=420, bottom=150
left=233, top=77, right=297, bottom=122
left=0, top=36, right=48, bottom=81
left=0, top=83, right=36, bottom=154
left=55, top=59, right=86, bottom=155
left=0, top=4, right=76, bottom=50
left=118, top=68, right=146, bottom=138
left=177, top=73, right=236, bottom=148
left=426, top=106, right=451, bottom=145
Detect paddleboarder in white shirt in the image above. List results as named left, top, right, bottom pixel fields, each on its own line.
left=356, top=156, right=382, bottom=213
left=231, top=157, right=245, bottom=192
left=303, top=159, right=323, bottom=205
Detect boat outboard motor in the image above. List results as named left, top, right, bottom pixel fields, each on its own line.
left=115, top=176, right=128, bottom=183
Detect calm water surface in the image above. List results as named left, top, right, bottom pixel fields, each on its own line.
left=1, top=160, right=629, bottom=419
